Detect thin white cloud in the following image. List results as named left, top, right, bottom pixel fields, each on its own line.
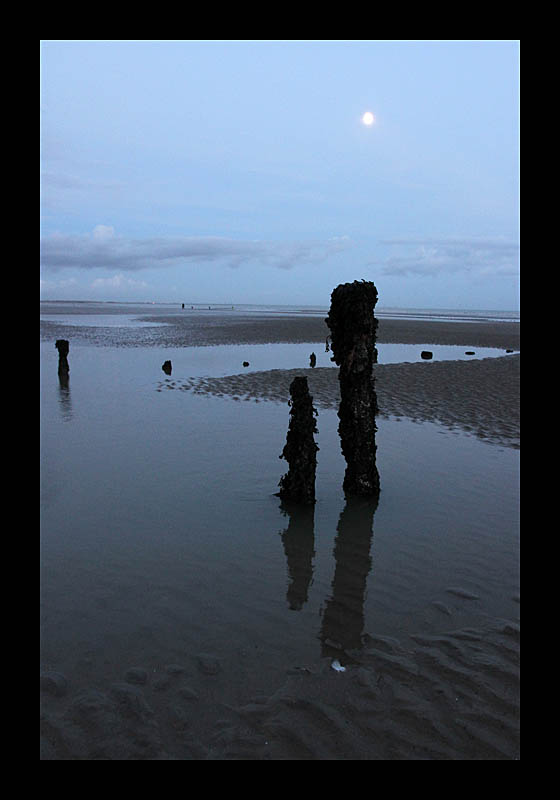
left=375, top=237, right=519, bottom=278
left=40, top=229, right=351, bottom=273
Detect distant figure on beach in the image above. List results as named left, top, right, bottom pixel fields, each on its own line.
left=309, top=352, right=316, bottom=368
left=182, top=303, right=185, bottom=309
left=55, top=339, right=70, bottom=376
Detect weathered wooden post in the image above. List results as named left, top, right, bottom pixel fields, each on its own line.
left=325, top=280, right=380, bottom=497
left=277, top=376, right=319, bottom=505
left=55, top=339, right=70, bottom=377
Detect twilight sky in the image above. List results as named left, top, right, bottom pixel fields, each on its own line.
left=40, top=40, right=520, bottom=310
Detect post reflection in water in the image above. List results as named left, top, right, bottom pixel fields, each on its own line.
left=320, top=497, right=378, bottom=659
left=279, top=500, right=316, bottom=611
left=57, top=370, right=73, bottom=421
left=278, top=493, right=378, bottom=660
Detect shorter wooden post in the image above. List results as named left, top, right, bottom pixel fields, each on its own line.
left=278, top=376, right=319, bottom=505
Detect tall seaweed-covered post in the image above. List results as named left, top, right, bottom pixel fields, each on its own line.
left=325, top=280, right=380, bottom=497
left=278, top=376, right=319, bottom=505
left=55, top=339, right=70, bottom=377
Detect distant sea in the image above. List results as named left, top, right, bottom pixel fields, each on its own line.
left=40, top=300, right=520, bottom=324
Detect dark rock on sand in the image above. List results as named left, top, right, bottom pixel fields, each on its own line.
left=162, top=360, right=172, bottom=375
left=421, top=350, right=433, bottom=359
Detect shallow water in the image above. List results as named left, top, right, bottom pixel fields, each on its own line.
left=40, top=313, right=171, bottom=328
left=40, top=339, right=519, bottom=758
left=151, top=340, right=508, bottom=371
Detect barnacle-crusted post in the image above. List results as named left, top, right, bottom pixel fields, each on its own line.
left=278, top=376, right=319, bottom=505
left=325, top=280, right=380, bottom=497
left=55, top=339, right=70, bottom=377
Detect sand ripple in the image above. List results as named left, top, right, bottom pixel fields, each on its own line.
left=205, top=622, right=519, bottom=760
left=41, top=619, right=519, bottom=760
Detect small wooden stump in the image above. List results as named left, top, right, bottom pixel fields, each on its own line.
left=55, top=339, right=70, bottom=376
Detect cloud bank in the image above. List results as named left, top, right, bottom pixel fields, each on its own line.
left=40, top=227, right=351, bottom=273
left=376, top=237, right=519, bottom=278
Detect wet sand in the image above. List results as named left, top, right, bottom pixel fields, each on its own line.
left=157, top=315, right=520, bottom=449
left=41, top=618, right=520, bottom=760
left=143, top=312, right=520, bottom=350
left=40, top=308, right=520, bottom=351
left=178, top=357, right=519, bottom=449
left=136, top=311, right=520, bottom=347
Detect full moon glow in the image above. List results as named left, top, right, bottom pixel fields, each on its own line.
left=362, top=111, right=375, bottom=126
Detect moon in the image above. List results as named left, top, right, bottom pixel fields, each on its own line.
left=362, top=111, right=375, bottom=126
